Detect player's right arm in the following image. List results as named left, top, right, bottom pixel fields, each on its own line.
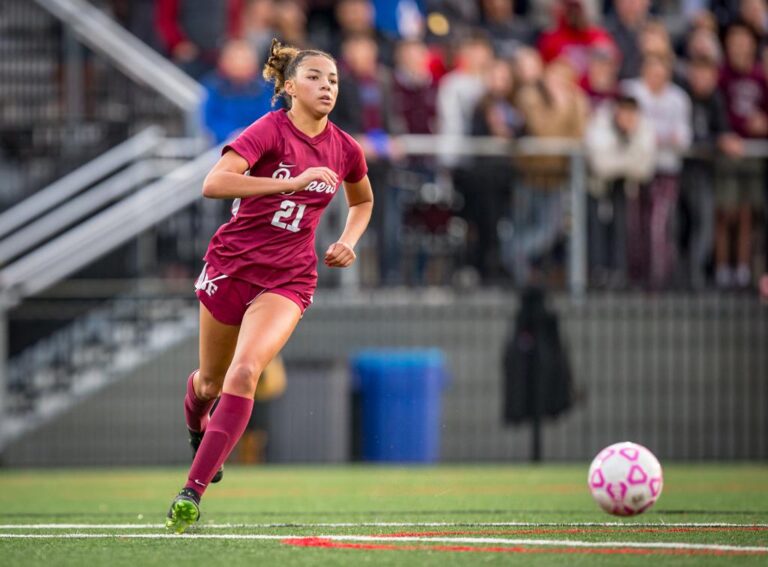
left=202, top=150, right=338, bottom=199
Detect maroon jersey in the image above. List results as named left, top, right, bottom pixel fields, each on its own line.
left=204, top=110, right=367, bottom=289
left=719, top=64, right=768, bottom=138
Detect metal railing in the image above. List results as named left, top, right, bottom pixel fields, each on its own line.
left=0, top=127, right=164, bottom=250
left=0, top=162, right=154, bottom=265
left=4, top=132, right=768, bottom=304
left=398, top=134, right=588, bottom=295
left=0, top=135, right=587, bottom=306
left=0, top=145, right=220, bottom=304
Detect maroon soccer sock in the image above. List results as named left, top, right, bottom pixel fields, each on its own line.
left=185, top=393, right=254, bottom=496
left=184, top=370, right=216, bottom=433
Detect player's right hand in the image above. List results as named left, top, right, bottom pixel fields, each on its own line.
left=292, top=167, right=338, bottom=191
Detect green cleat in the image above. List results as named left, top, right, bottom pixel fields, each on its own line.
left=189, top=429, right=223, bottom=483
left=165, top=488, right=201, bottom=534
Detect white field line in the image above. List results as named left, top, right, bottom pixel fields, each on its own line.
left=0, top=533, right=766, bottom=553
left=0, top=522, right=767, bottom=530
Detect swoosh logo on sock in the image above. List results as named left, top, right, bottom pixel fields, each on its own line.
left=194, top=479, right=206, bottom=487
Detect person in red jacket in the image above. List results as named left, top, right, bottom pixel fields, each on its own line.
left=537, top=0, right=615, bottom=80
left=155, top=0, right=244, bottom=79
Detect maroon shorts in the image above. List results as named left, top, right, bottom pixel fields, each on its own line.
left=194, top=263, right=313, bottom=326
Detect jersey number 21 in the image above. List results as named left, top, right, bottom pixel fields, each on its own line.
left=271, top=199, right=306, bottom=232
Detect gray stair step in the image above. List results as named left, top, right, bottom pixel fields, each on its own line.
left=0, top=59, right=57, bottom=77
left=0, top=36, right=58, bottom=52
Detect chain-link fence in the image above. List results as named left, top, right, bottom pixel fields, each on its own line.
left=2, top=289, right=766, bottom=466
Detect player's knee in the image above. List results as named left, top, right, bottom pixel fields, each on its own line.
left=196, top=372, right=223, bottom=401
left=226, top=362, right=262, bottom=393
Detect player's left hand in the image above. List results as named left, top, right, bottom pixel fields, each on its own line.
left=324, top=242, right=356, bottom=268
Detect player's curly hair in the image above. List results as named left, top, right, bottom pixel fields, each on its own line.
left=263, top=38, right=336, bottom=108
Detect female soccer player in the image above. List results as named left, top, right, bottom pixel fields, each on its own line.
left=165, top=39, right=373, bottom=533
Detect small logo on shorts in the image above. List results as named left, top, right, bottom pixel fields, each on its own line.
left=195, top=265, right=229, bottom=297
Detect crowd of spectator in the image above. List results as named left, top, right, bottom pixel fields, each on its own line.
left=112, top=0, right=768, bottom=293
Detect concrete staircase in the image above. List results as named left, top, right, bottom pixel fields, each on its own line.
left=3, top=294, right=198, bottom=453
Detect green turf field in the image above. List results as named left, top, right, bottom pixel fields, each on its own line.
left=0, top=464, right=766, bottom=566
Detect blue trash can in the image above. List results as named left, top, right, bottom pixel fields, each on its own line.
left=351, top=349, right=447, bottom=463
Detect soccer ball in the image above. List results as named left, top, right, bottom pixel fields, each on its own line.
left=588, top=441, right=663, bottom=516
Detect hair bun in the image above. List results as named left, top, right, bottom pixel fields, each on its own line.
left=262, top=37, right=336, bottom=109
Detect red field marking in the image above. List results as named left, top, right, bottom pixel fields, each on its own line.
left=282, top=538, right=768, bottom=556
left=381, top=526, right=768, bottom=538
left=634, top=527, right=768, bottom=534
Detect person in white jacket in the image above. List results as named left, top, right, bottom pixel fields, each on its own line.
left=436, top=34, right=494, bottom=169
left=585, top=95, right=656, bottom=288
left=621, top=54, right=692, bottom=288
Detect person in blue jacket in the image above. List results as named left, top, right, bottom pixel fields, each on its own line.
left=201, top=39, right=275, bottom=144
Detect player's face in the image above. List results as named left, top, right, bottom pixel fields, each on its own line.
left=289, top=56, right=339, bottom=117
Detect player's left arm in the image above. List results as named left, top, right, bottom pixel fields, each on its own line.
left=324, top=175, right=374, bottom=268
